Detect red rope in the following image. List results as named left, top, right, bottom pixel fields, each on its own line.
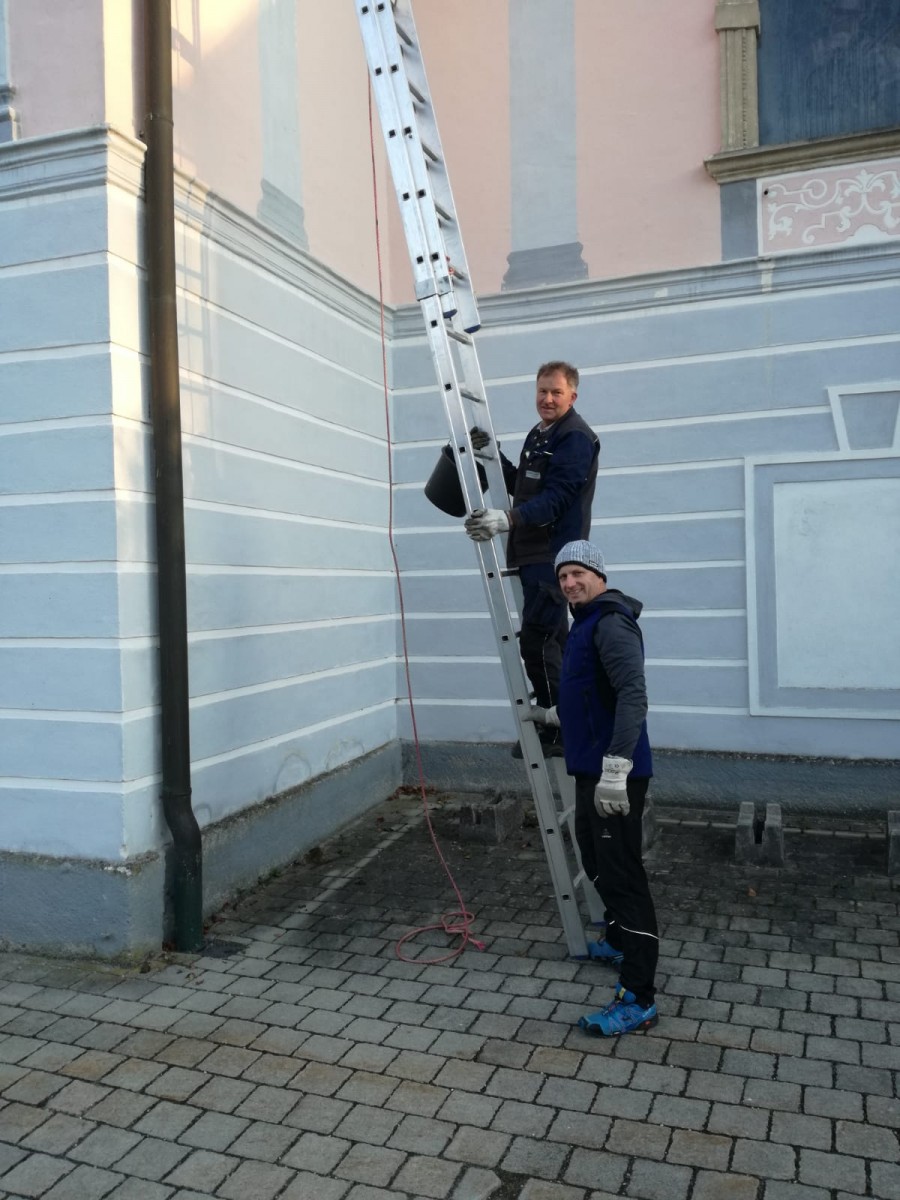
left=367, top=84, right=484, bottom=963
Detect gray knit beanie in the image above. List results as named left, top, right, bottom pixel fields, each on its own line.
left=554, top=539, right=606, bottom=580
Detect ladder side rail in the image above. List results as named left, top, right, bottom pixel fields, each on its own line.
left=393, top=1, right=480, bottom=332
left=423, top=300, right=589, bottom=957
left=365, top=3, right=457, bottom=313
left=357, top=1, right=590, bottom=958
left=357, top=4, right=450, bottom=307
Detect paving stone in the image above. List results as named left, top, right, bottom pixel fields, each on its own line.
left=769, top=1111, right=832, bottom=1150
left=45, top=1081, right=110, bottom=1116
left=443, top=1126, right=510, bottom=1168
left=803, top=1087, right=864, bottom=1121
left=216, top=1160, right=294, bottom=1200
left=68, top=1126, right=142, bottom=1168
left=392, top=1154, right=462, bottom=1198
left=625, top=1157, right=692, bottom=1200
left=732, top=1137, right=797, bottom=1179
left=742, top=1079, right=802, bottom=1113
left=564, top=1146, right=628, bottom=1192
left=762, top=1184, right=829, bottom=1200
left=834, top=1117, right=900, bottom=1160
left=333, top=1103, right=403, bottom=1146
left=605, top=1118, right=670, bottom=1161
left=647, top=1094, right=709, bottom=1130
left=490, top=1099, right=553, bottom=1138
left=692, top=1169, right=760, bottom=1200
left=176, top=1109, right=249, bottom=1152
left=499, top=1134, right=567, bottom=1181
left=20, top=1113, right=93, bottom=1156
left=546, top=1109, right=610, bottom=1151
left=82, top=1090, right=156, bottom=1129
left=517, top=1183, right=584, bottom=1200
left=227, top=1119, right=298, bottom=1162
left=439, top=1165, right=500, bottom=1200
left=0, top=1105, right=48, bottom=1144
left=333, top=1141, right=405, bottom=1187
left=281, top=1130, right=350, bottom=1174
left=591, top=1084, right=651, bottom=1120
left=684, top=1070, right=743, bottom=1104
left=775, top=1056, right=833, bottom=1088
left=282, top=1094, right=350, bottom=1134
left=799, top=1148, right=866, bottom=1194
left=42, top=1164, right=123, bottom=1199
left=578, top=1060, right=633, bottom=1089
left=870, top=1163, right=900, bottom=1200
left=113, top=1138, right=190, bottom=1182
left=707, top=1102, right=770, bottom=1140
left=387, top=1113, right=455, bottom=1156
left=280, top=1170, right=350, bottom=1200
left=867, top=1096, right=900, bottom=1127
left=102, top=1177, right=175, bottom=1199
left=0, top=1153, right=73, bottom=1197
left=666, top=1129, right=731, bottom=1171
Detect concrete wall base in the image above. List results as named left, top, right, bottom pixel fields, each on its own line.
left=405, top=742, right=899, bottom=815
left=0, top=742, right=402, bottom=961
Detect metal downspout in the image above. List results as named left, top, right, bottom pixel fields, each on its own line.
left=144, top=0, right=203, bottom=951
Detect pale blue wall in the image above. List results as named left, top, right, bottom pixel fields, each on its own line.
left=0, top=128, right=400, bottom=896
left=390, top=244, right=900, bottom=760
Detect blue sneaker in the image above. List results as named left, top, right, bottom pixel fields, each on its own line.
left=578, top=986, right=658, bottom=1037
left=587, top=939, right=624, bottom=967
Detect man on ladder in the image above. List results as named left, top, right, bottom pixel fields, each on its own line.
left=464, top=361, right=599, bottom=758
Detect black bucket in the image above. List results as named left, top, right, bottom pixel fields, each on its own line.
left=424, top=444, right=486, bottom=518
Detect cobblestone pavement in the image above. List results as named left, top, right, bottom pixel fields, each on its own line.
left=1, top=792, right=899, bottom=1200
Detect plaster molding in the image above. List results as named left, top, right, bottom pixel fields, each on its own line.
left=707, top=127, right=900, bottom=184
left=392, top=241, right=900, bottom=338
left=759, top=157, right=900, bottom=256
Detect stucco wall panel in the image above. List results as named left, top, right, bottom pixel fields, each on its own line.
left=188, top=617, right=396, bottom=699
left=183, top=507, right=390, bottom=572
left=0, top=788, right=127, bottom=860
left=0, top=645, right=123, bottom=712
left=185, top=570, right=395, bottom=633
left=0, top=353, right=114, bottom=424
left=0, top=263, right=111, bottom=353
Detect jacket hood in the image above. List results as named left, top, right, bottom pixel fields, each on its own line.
left=571, top=587, right=643, bottom=621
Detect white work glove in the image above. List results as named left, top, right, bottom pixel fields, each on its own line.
left=594, top=755, right=632, bottom=817
left=464, top=508, right=510, bottom=541
left=521, top=705, right=559, bottom=727
left=469, top=427, right=491, bottom=451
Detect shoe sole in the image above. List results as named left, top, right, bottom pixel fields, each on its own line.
left=578, top=1013, right=659, bottom=1037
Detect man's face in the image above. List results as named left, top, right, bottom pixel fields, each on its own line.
left=557, top=564, right=605, bottom=607
left=535, top=370, right=577, bottom=425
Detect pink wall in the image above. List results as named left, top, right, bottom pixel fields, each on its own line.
left=5, top=1, right=724, bottom=298
left=171, top=1, right=263, bottom=220
left=7, top=0, right=107, bottom=137
left=575, top=0, right=722, bottom=279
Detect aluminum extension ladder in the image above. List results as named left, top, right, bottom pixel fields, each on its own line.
left=355, top=0, right=603, bottom=957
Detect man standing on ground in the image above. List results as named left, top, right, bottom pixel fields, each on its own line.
left=526, top=539, right=659, bottom=1036
left=464, top=362, right=599, bottom=755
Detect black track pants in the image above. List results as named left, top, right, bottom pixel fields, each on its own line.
left=518, top=562, right=569, bottom=709
left=574, top=775, right=658, bottom=1006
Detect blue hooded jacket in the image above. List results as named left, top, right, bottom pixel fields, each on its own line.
left=558, top=589, right=653, bottom=780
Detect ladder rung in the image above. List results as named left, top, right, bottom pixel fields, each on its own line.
left=459, top=388, right=485, bottom=404
left=446, top=326, right=473, bottom=345
left=394, top=15, right=414, bottom=45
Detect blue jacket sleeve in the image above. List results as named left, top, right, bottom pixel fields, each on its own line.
left=499, top=450, right=517, bottom=498
left=512, top=429, right=596, bottom=528
left=593, top=614, right=648, bottom=760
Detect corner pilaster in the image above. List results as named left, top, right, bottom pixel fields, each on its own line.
left=715, top=0, right=760, bottom=151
